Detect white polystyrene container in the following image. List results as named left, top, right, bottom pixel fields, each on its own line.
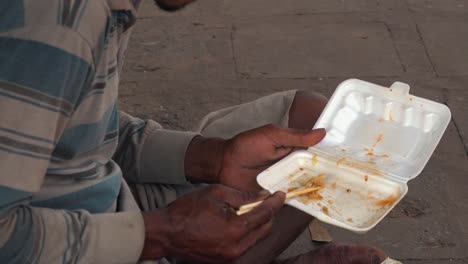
left=257, top=79, right=451, bottom=233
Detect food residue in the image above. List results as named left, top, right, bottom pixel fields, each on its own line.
left=299, top=167, right=304, bottom=171
left=308, top=192, right=323, bottom=200
left=373, top=134, right=383, bottom=148
left=332, top=182, right=337, bottom=189
left=381, top=154, right=390, bottom=158
left=375, top=194, right=398, bottom=207
left=322, top=206, right=330, bottom=216
left=337, top=157, right=346, bottom=166
left=368, top=161, right=376, bottom=165
left=364, top=147, right=374, bottom=156
left=364, top=175, right=369, bottom=182
left=379, top=118, right=385, bottom=122
left=327, top=200, right=333, bottom=204
left=312, top=155, right=318, bottom=166
left=346, top=188, right=352, bottom=193
left=347, top=218, right=353, bottom=222
left=290, top=174, right=328, bottom=201
left=341, top=148, right=346, bottom=152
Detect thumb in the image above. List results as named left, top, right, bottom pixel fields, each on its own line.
left=269, top=126, right=326, bottom=148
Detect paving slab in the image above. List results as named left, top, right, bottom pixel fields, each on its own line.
left=122, top=17, right=234, bottom=81
left=407, top=0, right=468, bottom=13
left=417, top=22, right=468, bottom=76
left=119, top=78, right=239, bottom=130
left=233, top=18, right=404, bottom=78
left=221, top=0, right=407, bottom=18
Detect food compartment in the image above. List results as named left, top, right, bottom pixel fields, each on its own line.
left=257, top=150, right=407, bottom=232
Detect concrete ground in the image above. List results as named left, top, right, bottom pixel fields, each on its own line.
left=119, top=0, right=468, bottom=262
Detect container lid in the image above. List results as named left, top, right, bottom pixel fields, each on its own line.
left=311, top=79, right=451, bottom=181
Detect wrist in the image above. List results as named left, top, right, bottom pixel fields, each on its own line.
left=184, top=136, right=226, bottom=183
left=140, top=210, right=172, bottom=260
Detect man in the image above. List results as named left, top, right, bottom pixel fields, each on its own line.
left=0, top=0, right=388, bottom=263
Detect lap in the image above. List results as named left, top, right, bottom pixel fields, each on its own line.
left=131, top=90, right=298, bottom=264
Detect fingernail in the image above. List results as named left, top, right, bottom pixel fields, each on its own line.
left=274, top=191, right=287, bottom=200
left=314, top=128, right=326, bottom=133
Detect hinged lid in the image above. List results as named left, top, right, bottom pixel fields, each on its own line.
left=310, top=79, right=451, bottom=182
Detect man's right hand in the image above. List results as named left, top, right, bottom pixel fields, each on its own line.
left=140, top=185, right=286, bottom=263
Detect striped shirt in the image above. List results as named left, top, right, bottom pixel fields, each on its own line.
left=0, top=1, right=197, bottom=263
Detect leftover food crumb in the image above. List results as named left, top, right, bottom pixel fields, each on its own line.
left=327, top=200, right=333, bottom=204
left=346, top=189, right=352, bottom=193
left=337, top=158, right=346, bottom=166
left=364, top=175, right=369, bottom=182
left=347, top=218, right=353, bottom=222
left=312, top=155, right=318, bottom=166
left=322, top=206, right=330, bottom=216
left=375, top=194, right=398, bottom=207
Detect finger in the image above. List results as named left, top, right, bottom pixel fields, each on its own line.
left=213, top=185, right=271, bottom=209
left=237, top=191, right=285, bottom=231
left=266, top=126, right=326, bottom=148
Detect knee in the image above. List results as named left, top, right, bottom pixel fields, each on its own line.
left=288, top=90, right=328, bottom=129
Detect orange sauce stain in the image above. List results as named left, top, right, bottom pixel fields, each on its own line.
left=347, top=218, right=353, bottom=222
left=327, top=200, right=333, bottom=204
left=322, top=206, right=330, bottom=216
left=312, top=155, right=318, bottom=166
left=364, top=175, right=369, bottom=182
left=337, top=157, right=346, bottom=166
left=368, top=161, right=376, bottom=165
left=375, top=194, right=398, bottom=207
left=308, top=192, right=323, bottom=200
left=332, top=182, right=337, bottom=189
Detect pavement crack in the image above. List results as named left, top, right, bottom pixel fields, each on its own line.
left=384, top=22, right=407, bottom=73
left=443, top=90, right=468, bottom=156
left=415, top=23, right=438, bottom=77
left=229, top=24, right=241, bottom=78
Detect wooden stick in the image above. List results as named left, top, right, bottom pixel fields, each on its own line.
left=236, top=187, right=320, bottom=216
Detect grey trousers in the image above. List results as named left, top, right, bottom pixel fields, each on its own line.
left=132, top=90, right=297, bottom=264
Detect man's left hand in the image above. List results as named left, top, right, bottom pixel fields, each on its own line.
left=219, top=124, right=326, bottom=191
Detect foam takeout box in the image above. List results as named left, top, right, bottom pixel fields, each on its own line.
left=256, top=79, right=451, bottom=233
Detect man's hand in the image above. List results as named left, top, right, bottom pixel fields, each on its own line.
left=220, top=125, right=326, bottom=191
left=184, top=125, right=325, bottom=191
left=140, top=185, right=286, bottom=262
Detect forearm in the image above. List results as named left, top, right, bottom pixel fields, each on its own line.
left=0, top=205, right=144, bottom=264
left=184, top=136, right=226, bottom=184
